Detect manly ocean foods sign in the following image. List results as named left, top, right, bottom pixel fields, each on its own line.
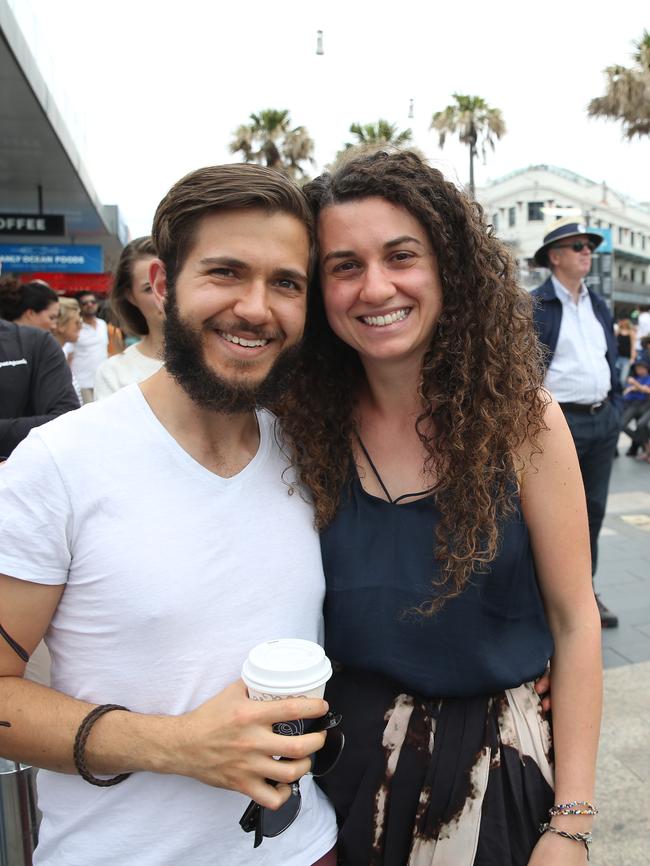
left=0, top=244, right=103, bottom=273
left=0, top=214, right=65, bottom=236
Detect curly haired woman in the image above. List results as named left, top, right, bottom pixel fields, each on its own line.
left=277, top=151, right=601, bottom=866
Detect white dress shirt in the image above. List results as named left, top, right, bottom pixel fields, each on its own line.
left=543, top=276, right=611, bottom=404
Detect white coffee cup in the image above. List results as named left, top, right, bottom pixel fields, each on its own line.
left=241, top=639, right=332, bottom=701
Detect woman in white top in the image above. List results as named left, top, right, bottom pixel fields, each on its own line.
left=53, top=297, right=82, bottom=354
left=95, top=237, right=164, bottom=400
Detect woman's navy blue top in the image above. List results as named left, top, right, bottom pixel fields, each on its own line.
left=321, top=477, right=554, bottom=698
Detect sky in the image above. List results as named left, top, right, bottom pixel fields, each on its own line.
left=10, top=0, right=650, bottom=238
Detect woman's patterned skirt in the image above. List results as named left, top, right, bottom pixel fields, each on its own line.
left=318, top=668, right=554, bottom=866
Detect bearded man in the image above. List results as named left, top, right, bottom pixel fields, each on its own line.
left=0, top=164, right=337, bottom=866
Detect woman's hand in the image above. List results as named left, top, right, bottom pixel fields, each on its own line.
left=519, top=398, right=601, bottom=866
left=528, top=829, right=589, bottom=865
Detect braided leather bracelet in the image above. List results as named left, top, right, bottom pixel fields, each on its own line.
left=540, top=823, right=593, bottom=860
left=73, top=704, right=132, bottom=787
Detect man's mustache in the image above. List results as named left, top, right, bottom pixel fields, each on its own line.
left=205, top=317, right=284, bottom=342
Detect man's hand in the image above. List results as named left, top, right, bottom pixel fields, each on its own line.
left=0, top=571, right=328, bottom=807
left=164, top=681, right=328, bottom=808
left=534, top=667, right=551, bottom=713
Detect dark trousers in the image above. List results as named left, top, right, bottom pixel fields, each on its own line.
left=622, top=399, right=650, bottom=445
left=562, top=401, right=620, bottom=578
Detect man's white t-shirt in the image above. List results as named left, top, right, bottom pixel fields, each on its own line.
left=0, top=385, right=336, bottom=866
left=94, top=343, right=163, bottom=400
left=67, top=318, right=108, bottom=388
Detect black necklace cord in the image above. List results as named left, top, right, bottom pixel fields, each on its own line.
left=355, top=432, right=434, bottom=504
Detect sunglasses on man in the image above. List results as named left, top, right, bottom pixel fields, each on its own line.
left=551, top=241, right=596, bottom=253
left=239, top=711, right=344, bottom=848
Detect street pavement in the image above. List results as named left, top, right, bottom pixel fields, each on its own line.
left=598, top=443, right=650, bottom=669
left=590, top=439, right=650, bottom=865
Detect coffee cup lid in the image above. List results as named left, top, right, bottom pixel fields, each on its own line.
left=241, top=639, right=332, bottom=694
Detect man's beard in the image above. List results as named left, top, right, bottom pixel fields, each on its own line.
left=162, top=286, right=302, bottom=414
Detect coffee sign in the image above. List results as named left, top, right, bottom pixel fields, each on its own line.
left=0, top=214, right=65, bottom=236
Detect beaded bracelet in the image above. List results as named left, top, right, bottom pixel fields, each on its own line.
left=549, top=800, right=599, bottom=816
left=540, top=823, right=592, bottom=860
left=73, top=704, right=132, bottom=787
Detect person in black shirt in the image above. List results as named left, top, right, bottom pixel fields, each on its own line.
left=0, top=317, right=79, bottom=459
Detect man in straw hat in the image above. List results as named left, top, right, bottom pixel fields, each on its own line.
left=532, top=217, right=620, bottom=628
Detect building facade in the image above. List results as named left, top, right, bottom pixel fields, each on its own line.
left=0, top=0, right=127, bottom=294
left=478, top=165, right=650, bottom=311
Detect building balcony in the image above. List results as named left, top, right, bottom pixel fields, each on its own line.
left=614, top=279, right=650, bottom=303
left=614, top=248, right=650, bottom=265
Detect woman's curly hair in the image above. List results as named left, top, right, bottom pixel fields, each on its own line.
left=276, top=149, right=548, bottom=613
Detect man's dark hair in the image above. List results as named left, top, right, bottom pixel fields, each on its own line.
left=151, top=163, right=315, bottom=285
left=75, top=291, right=97, bottom=303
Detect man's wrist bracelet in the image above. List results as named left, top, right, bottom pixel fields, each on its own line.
left=73, top=704, right=132, bottom=787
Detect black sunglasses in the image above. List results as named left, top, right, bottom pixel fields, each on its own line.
left=239, top=711, right=344, bottom=848
left=552, top=241, right=595, bottom=253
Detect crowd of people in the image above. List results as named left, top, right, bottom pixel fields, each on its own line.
left=0, top=150, right=646, bottom=865
left=0, top=235, right=170, bottom=458
left=616, top=315, right=650, bottom=461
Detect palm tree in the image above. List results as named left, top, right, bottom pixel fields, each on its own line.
left=229, top=109, right=315, bottom=180
left=343, top=119, right=413, bottom=150
left=431, top=94, right=506, bottom=197
left=282, top=125, right=316, bottom=179
left=588, top=31, right=650, bottom=139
